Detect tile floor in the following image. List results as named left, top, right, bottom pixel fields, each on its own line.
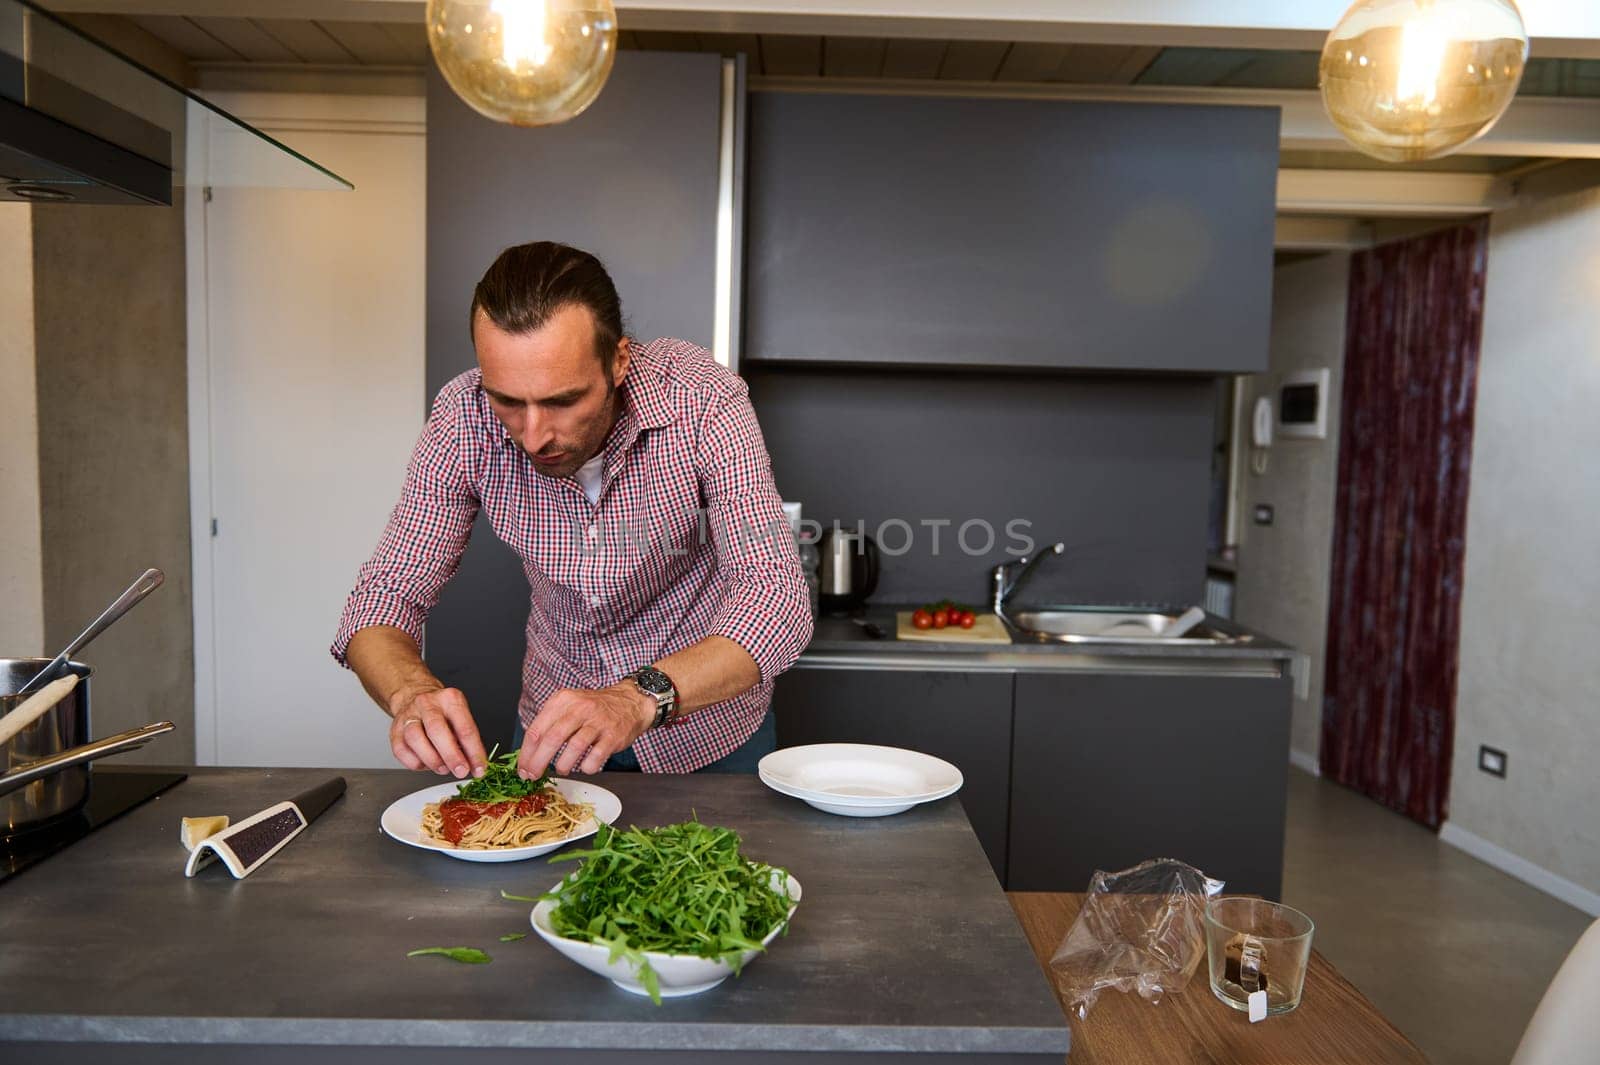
left=1281, top=768, right=1594, bottom=1065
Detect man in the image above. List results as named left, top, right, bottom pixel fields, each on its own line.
left=332, top=242, right=812, bottom=781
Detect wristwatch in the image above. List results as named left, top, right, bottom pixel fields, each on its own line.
left=631, top=666, right=679, bottom=729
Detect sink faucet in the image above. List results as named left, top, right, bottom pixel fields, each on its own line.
left=992, top=542, right=1065, bottom=620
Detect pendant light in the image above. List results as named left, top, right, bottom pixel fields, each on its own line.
left=426, top=0, right=618, bottom=127
left=1319, top=0, right=1528, bottom=162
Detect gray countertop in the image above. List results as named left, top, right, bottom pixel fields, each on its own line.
left=799, top=607, right=1295, bottom=676
left=0, top=767, right=1070, bottom=1057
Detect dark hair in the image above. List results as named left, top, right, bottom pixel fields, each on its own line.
left=470, top=242, right=625, bottom=373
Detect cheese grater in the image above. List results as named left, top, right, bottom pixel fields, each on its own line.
left=184, top=777, right=345, bottom=879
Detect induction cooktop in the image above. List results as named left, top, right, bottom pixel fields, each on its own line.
left=1, top=767, right=185, bottom=884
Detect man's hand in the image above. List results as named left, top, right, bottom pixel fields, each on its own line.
left=518, top=683, right=656, bottom=778
left=388, top=685, right=488, bottom=779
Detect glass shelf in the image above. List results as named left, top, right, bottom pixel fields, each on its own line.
left=2, top=0, right=351, bottom=198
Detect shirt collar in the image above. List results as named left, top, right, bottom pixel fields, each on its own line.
left=617, top=341, right=675, bottom=432
left=600, top=348, right=674, bottom=482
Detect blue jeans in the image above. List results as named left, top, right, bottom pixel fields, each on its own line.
left=605, top=710, right=776, bottom=773
left=511, top=711, right=776, bottom=774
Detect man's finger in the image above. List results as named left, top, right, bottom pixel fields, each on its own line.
left=390, top=732, right=424, bottom=771
left=422, top=712, right=472, bottom=779
left=520, top=712, right=577, bottom=780
left=438, top=693, right=488, bottom=776
left=519, top=728, right=567, bottom=780
left=404, top=717, right=449, bottom=774
left=554, top=727, right=600, bottom=776
left=579, top=739, right=611, bottom=776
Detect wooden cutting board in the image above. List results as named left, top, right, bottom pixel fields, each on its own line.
left=895, top=611, right=1012, bottom=644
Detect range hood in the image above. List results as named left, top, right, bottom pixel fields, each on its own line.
left=1, top=0, right=349, bottom=206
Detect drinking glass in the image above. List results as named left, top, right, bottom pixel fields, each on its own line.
left=1204, top=896, right=1315, bottom=1016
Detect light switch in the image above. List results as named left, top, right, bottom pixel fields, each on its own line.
left=1478, top=745, right=1507, bottom=778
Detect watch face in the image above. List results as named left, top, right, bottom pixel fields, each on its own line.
left=636, top=668, right=674, bottom=696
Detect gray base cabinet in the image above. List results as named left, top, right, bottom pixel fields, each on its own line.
left=772, top=668, right=1014, bottom=883
left=1007, top=672, right=1291, bottom=898
left=774, top=663, right=1292, bottom=897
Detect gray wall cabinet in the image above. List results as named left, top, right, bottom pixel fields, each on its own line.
left=1008, top=671, right=1292, bottom=897
left=772, top=668, right=1015, bottom=882
left=745, top=93, right=1279, bottom=372
left=423, top=52, right=737, bottom=748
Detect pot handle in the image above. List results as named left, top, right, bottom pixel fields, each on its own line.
left=18, top=567, right=163, bottom=695
left=0, top=721, right=175, bottom=799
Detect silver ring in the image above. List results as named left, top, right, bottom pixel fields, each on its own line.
left=400, top=717, right=423, bottom=731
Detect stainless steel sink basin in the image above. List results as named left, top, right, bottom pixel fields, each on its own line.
left=1005, top=608, right=1249, bottom=645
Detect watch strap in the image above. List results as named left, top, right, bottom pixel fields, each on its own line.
left=631, top=666, right=678, bottom=728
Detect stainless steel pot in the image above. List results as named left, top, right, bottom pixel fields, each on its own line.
left=1, top=657, right=173, bottom=835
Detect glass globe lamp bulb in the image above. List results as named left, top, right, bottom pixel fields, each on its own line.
left=427, top=0, right=617, bottom=127
left=1319, top=0, right=1528, bottom=162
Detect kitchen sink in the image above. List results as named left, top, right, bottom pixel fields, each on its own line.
left=1004, top=608, right=1250, bottom=645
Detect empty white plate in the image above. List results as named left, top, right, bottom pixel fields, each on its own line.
left=758, top=744, right=963, bottom=817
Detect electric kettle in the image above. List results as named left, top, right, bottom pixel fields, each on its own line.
left=816, top=528, right=879, bottom=614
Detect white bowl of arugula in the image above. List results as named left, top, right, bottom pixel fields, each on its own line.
left=529, top=820, right=801, bottom=1003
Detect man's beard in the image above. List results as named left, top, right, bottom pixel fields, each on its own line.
left=526, top=379, right=618, bottom=479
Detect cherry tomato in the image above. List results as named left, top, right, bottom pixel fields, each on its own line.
left=932, top=608, right=950, bottom=628
left=959, top=611, right=976, bottom=629
left=911, top=609, right=933, bottom=630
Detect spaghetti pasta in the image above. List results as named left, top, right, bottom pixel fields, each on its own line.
left=416, top=746, right=594, bottom=849
left=421, top=790, right=593, bottom=849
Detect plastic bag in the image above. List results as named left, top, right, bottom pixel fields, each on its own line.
left=1047, top=858, right=1225, bottom=1017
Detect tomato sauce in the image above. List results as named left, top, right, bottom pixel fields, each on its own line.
left=436, top=793, right=552, bottom=844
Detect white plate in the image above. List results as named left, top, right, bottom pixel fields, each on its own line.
left=379, top=779, right=621, bottom=863
left=757, top=744, right=963, bottom=817
left=530, top=872, right=801, bottom=998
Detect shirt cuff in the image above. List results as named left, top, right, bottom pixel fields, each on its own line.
left=329, top=593, right=428, bottom=668
left=708, top=572, right=815, bottom=683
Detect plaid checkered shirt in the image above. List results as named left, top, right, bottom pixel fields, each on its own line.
left=332, top=338, right=813, bottom=772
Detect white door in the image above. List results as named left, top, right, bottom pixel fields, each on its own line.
left=196, top=93, right=425, bottom=766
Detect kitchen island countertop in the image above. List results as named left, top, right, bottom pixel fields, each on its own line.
left=0, top=767, right=1070, bottom=1064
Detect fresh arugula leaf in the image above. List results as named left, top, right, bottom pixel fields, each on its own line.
left=454, top=745, right=550, bottom=803
left=500, top=889, right=539, bottom=903
left=499, top=932, right=528, bottom=942
left=406, top=946, right=491, bottom=964
left=544, top=819, right=793, bottom=1005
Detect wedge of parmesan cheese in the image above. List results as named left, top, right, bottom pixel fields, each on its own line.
left=180, top=815, right=230, bottom=851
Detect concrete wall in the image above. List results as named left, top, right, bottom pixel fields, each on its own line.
left=1447, top=186, right=1600, bottom=907
left=1233, top=252, right=1351, bottom=766
left=0, top=205, right=45, bottom=660
left=30, top=199, right=194, bottom=763
left=1, top=8, right=194, bottom=740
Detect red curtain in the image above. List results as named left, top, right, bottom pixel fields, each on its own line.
left=1320, top=218, right=1488, bottom=829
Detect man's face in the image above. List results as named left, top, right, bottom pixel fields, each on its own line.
left=474, top=303, right=631, bottom=480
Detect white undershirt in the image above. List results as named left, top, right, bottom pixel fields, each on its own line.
left=573, top=453, right=604, bottom=506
